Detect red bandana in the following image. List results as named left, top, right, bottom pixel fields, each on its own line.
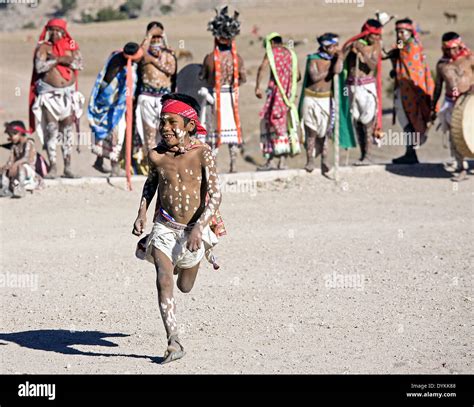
left=442, top=38, right=471, bottom=62
left=161, top=99, right=207, bottom=135
left=37, top=19, right=79, bottom=82
left=29, top=18, right=79, bottom=133
left=9, top=125, right=32, bottom=135
left=343, top=21, right=383, bottom=134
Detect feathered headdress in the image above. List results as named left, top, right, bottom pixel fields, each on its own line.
left=207, top=6, right=240, bottom=39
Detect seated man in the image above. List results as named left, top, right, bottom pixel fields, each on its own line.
left=0, top=121, right=44, bottom=198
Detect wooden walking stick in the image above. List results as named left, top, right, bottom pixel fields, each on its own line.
left=334, top=73, right=340, bottom=184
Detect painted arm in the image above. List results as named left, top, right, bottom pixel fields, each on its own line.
left=35, top=45, right=58, bottom=74
left=7, top=141, right=34, bottom=174
left=140, top=32, right=152, bottom=51
left=16, top=140, right=36, bottom=166
left=359, top=43, right=381, bottom=71
left=308, top=59, right=329, bottom=83
left=187, top=147, right=222, bottom=251
left=132, top=155, right=159, bottom=236
left=69, top=50, right=84, bottom=71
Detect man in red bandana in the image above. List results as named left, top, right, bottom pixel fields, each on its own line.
left=342, top=19, right=383, bottom=165
left=30, top=18, right=84, bottom=179
left=132, top=93, right=223, bottom=364
left=432, top=32, right=474, bottom=181
left=385, top=18, right=435, bottom=164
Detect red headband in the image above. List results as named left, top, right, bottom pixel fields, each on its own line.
left=6, top=125, right=32, bottom=135
left=362, top=22, right=382, bottom=36
left=46, top=18, right=67, bottom=31
left=343, top=22, right=382, bottom=50
left=396, top=23, right=413, bottom=31
left=442, top=38, right=463, bottom=49
left=39, top=18, right=76, bottom=47
left=161, top=99, right=207, bottom=135
left=442, top=37, right=471, bottom=62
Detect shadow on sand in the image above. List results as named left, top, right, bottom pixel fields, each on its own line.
left=384, top=163, right=466, bottom=179
left=0, top=329, right=164, bottom=364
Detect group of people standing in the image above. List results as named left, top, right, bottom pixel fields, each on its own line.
left=256, top=17, right=473, bottom=181
left=1, top=8, right=473, bottom=198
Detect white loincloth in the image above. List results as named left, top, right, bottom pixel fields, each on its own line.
left=203, top=85, right=240, bottom=146
left=349, top=82, right=377, bottom=125
left=438, top=97, right=455, bottom=134
left=22, top=163, right=41, bottom=191
left=144, top=219, right=218, bottom=269
left=301, top=90, right=332, bottom=138
left=135, top=93, right=165, bottom=145
left=32, top=79, right=84, bottom=145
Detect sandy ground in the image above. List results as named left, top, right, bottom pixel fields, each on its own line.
left=0, top=167, right=472, bottom=374
left=0, top=0, right=473, bottom=375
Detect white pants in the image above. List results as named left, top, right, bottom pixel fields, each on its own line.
left=136, top=94, right=165, bottom=148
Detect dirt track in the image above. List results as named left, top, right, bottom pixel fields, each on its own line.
left=1, top=167, right=472, bottom=373
left=0, top=0, right=473, bottom=375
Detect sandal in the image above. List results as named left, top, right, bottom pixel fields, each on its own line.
left=451, top=170, right=468, bottom=183
left=162, top=335, right=186, bottom=364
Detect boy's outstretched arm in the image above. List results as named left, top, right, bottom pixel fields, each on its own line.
left=132, top=155, right=160, bottom=236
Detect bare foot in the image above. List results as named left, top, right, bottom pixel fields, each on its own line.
left=321, top=163, right=331, bottom=176
left=304, top=159, right=315, bottom=173
left=278, top=158, right=288, bottom=170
